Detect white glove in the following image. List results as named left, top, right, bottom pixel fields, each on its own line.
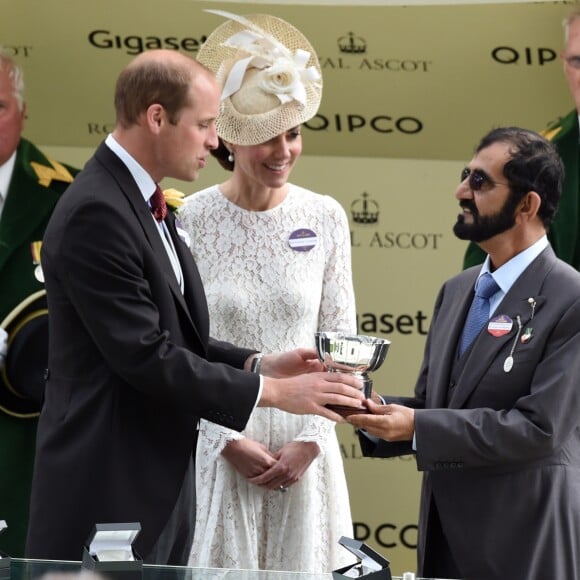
left=0, top=327, right=8, bottom=369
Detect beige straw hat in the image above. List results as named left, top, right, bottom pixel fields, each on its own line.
left=197, top=10, right=323, bottom=146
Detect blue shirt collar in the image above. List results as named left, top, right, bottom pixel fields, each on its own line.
left=479, top=235, right=549, bottom=295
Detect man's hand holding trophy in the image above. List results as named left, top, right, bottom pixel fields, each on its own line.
left=314, top=332, right=390, bottom=417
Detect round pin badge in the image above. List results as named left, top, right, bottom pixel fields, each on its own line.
left=487, top=314, right=513, bottom=337
left=288, top=228, right=317, bottom=252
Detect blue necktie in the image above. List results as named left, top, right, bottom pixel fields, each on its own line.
left=459, top=272, right=500, bottom=356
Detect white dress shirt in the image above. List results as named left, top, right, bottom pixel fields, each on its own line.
left=0, top=150, right=16, bottom=221
left=105, top=134, right=184, bottom=293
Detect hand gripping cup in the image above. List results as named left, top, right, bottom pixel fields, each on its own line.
left=314, top=332, right=390, bottom=416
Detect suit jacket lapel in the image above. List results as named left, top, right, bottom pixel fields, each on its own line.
left=94, top=144, right=208, bottom=351
left=427, top=270, right=476, bottom=408
left=450, top=247, right=553, bottom=408
left=166, top=211, right=209, bottom=346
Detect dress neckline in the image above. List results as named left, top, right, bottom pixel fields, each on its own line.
left=215, top=184, right=294, bottom=216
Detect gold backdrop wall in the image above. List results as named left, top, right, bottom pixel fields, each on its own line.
left=1, top=0, right=574, bottom=159
left=5, top=0, right=576, bottom=574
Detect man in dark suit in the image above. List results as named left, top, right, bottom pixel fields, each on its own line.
left=0, top=47, right=78, bottom=557
left=348, top=127, right=580, bottom=579
left=25, top=49, right=364, bottom=565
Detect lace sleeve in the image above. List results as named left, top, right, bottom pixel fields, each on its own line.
left=198, top=418, right=245, bottom=454
left=318, top=196, right=357, bottom=335
left=294, top=195, right=357, bottom=454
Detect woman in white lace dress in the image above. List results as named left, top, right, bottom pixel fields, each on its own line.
left=178, top=11, right=357, bottom=574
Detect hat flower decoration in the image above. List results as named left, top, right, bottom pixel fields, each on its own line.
left=198, top=10, right=323, bottom=146
left=219, top=24, right=318, bottom=108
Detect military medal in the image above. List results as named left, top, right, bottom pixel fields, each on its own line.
left=34, top=265, right=44, bottom=283
left=30, top=241, right=44, bottom=283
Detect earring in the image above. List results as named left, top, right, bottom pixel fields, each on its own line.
left=227, top=152, right=234, bottom=163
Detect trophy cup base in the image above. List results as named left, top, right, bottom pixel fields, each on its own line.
left=326, top=404, right=370, bottom=417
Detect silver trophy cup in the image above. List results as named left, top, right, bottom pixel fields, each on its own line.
left=314, top=332, right=390, bottom=416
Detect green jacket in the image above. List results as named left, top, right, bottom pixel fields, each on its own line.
left=463, top=110, right=580, bottom=270
left=0, top=138, right=78, bottom=557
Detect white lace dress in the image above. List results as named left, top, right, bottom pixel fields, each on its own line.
left=178, top=184, right=357, bottom=573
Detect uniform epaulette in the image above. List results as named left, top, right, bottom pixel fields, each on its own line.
left=539, top=125, right=563, bottom=142
left=30, top=158, right=74, bottom=187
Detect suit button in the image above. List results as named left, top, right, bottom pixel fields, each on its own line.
left=44, top=368, right=50, bottom=380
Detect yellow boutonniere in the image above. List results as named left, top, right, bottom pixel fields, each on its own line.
left=163, top=188, right=185, bottom=210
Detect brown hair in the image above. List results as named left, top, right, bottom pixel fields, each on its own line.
left=114, top=51, right=207, bottom=128
left=210, top=138, right=235, bottom=171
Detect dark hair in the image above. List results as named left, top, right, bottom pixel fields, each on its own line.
left=114, top=56, right=195, bottom=128
left=475, top=127, right=564, bottom=229
left=210, top=138, right=234, bottom=172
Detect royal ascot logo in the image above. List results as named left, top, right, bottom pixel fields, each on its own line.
left=319, top=30, right=433, bottom=73
left=338, top=32, right=367, bottom=55
left=351, top=192, right=379, bottom=224
left=349, top=192, right=443, bottom=251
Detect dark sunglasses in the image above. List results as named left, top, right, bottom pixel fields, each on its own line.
left=461, top=167, right=509, bottom=192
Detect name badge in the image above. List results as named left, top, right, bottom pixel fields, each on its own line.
left=288, top=228, right=317, bottom=252
left=487, top=314, right=513, bottom=337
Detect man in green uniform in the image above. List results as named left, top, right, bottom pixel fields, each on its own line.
left=463, top=8, right=580, bottom=270
left=0, top=48, right=78, bottom=556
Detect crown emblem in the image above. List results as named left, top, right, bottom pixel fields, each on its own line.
left=351, top=192, right=379, bottom=224
left=338, top=32, right=367, bottom=54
